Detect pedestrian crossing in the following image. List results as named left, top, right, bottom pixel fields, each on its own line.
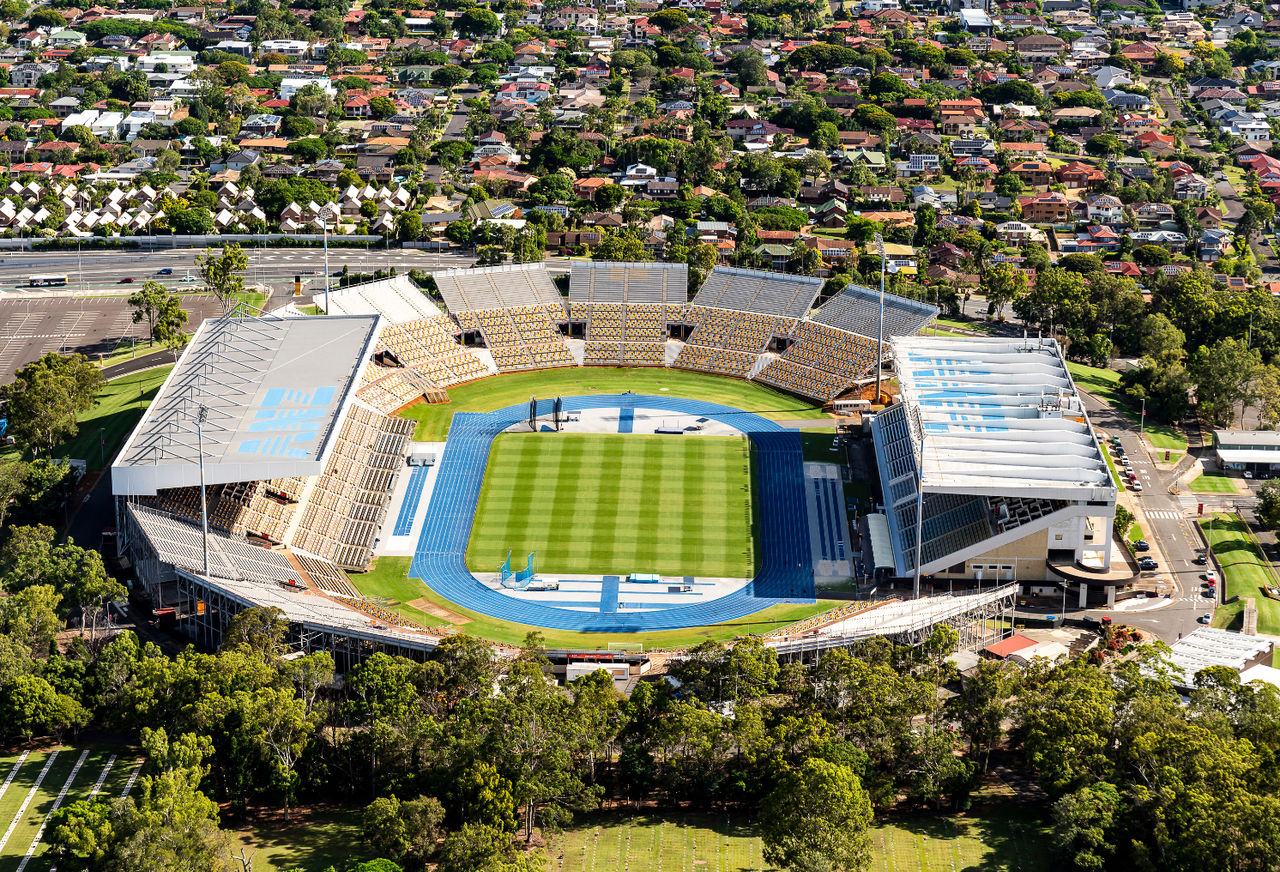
left=1145, top=510, right=1183, bottom=520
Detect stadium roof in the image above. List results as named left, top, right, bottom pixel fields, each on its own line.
left=319, top=275, right=443, bottom=322
left=112, top=312, right=379, bottom=495
left=126, top=502, right=301, bottom=585
left=892, top=336, right=1114, bottom=500
left=434, top=263, right=563, bottom=313
left=568, top=261, right=687, bottom=304
left=690, top=266, right=822, bottom=319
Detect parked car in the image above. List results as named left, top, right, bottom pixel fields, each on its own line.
left=1194, top=553, right=1208, bottom=565
left=1138, top=557, right=1158, bottom=570
left=1200, top=613, right=1213, bottom=624
left=1245, top=470, right=1254, bottom=479
left=1134, top=540, right=1150, bottom=552
left=1131, top=482, right=1143, bottom=492
left=1205, top=570, right=1218, bottom=583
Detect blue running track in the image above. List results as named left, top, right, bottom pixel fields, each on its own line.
left=618, top=407, right=634, bottom=433
left=393, top=466, right=431, bottom=536
left=408, top=394, right=815, bottom=632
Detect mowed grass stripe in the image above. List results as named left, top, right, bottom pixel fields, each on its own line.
left=467, top=434, right=754, bottom=578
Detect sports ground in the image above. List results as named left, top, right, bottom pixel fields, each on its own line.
left=468, top=433, right=755, bottom=579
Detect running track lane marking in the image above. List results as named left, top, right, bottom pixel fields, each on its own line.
left=0, top=751, right=31, bottom=804
left=0, top=751, right=60, bottom=853
left=15, top=749, right=90, bottom=872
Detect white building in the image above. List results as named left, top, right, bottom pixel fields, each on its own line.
left=870, top=336, right=1122, bottom=604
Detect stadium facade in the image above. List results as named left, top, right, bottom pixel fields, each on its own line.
left=105, top=263, right=1034, bottom=667
left=868, top=336, right=1130, bottom=607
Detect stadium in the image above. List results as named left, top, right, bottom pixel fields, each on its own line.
left=107, top=261, right=1070, bottom=671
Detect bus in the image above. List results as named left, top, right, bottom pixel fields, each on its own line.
left=28, top=274, right=68, bottom=287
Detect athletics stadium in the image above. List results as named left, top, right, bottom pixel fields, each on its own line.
left=109, top=262, right=1029, bottom=672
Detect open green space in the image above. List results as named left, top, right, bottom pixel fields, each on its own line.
left=1127, top=523, right=1144, bottom=543
left=1190, top=471, right=1239, bottom=494
left=351, top=557, right=838, bottom=649
left=1201, top=514, right=1280, bottom=635
left=1066, top=362, right=1188, bottom=454
left=550, top=807, right=1052, bottom=872
left=0, top=746, right=133, bottom=871
left=397, top=369, right=828, bottom=441
left=93, top=338, right=161, bottom=368
left=468, top=433, right=755, bottom=578
left=228, top=807, right=365, bottom=872
left=0, top=366, right=173, bottom=472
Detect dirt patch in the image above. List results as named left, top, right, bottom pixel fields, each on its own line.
left=407, top=598, right=470, bottom=625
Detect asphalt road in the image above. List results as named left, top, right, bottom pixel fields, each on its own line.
left=1076, top=389, right=1210, bottom=642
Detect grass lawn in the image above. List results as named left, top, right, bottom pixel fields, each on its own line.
left=0, top=366, right=173, bottom=472
left=351, top=557, right=838, bottom=649
left=1102, top=446, right=1124, bottom=489
left=933, top=317, right=1000, bottom=334
left=1200, top=514, right=1280, bottom=635
left=228, top=807, right=366, bottom=872
left=92, top=338, right=161, bottom=368
left=398, top=369, right=828, bottom=442
left=1066, top=362, right=1187, bottom=454
left=552, top=808, right=1053, bottom=872
left=468, top=433, right=754, bottom=579
left=0, top=746, right=133, bottom=872
left=1190, top=472, right=1239, bottom=494
left=1127, top=523, right=1144, bottom=543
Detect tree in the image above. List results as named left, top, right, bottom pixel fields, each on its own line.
left=1256, top=480, right=1280, bottom=530
left=1190, top=337, right=1261, bottom=427
left=1051, top=781, right=1121, bottom=871
left=196, top=243, right=248, bottom=312
left=0, top=352, right=102, bottom=455
left=1134, top=244, right=1172, bottom=267
left=954, top=660, right=1019, bottom=771
left=853, top=104, right=896, bottom=135
left=152, top=294, right=189, bottom=359
left=431, top=65, right=468, bottom=90
left=457, top=7, right=500, bottom=36
left=362, top=795, right=445, bottom=867
left=982, top=262, right=1028, bottom=320
left=369, top=96, right=397, bottom=120
left=395, top=211, right=423, bottom=242
left=436, top=823, right=543, bottom=872
left=1140, top=313, right=1186, bottom=366
left=760, top=758, right=873, bottom=872
left=168, top=207, right=214, bottom=234
left=649, top=8, right=689, bottom=31
left=0, top=673, right=88, bottom=741
left=1085, top=134, right=1123, bottom=158
left=128, top=281, right=179, bottom=343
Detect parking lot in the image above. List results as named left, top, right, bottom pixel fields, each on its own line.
left=0, top=293, right=226, bottom=384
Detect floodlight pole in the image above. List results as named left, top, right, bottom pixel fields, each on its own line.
left=874, top=233, right=886, bottom=405
left=197, top=405, right=210, bottom=577
left=323, top=215, right=331, bottom=316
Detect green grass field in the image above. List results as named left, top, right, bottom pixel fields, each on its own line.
left=1066, top=362, right=1187, bottom=455
left=226, top=806, right=1053, bottom=872
left=1201, top=514, right=1280, bottom=635
left=549, top=808, right=1053, bottom=872
left=467, top=433, right=754, bottom=579
left=1191, top=472, right=1239, bottom=494
left=0, top=366, right=173, bottom=472
left=398, top=369, right=828, bottom=441
left=351, top=557, right=837, bottom=649
left=0, top=746, right=139, bottom=872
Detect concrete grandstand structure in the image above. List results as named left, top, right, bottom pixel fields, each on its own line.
left=868, top=336, right=1131, bottom=607
left=109, top=265, right=1009, bottom=667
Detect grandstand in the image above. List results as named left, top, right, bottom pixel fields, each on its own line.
left=868, top=336, right=1119, bottom=602
left=433, top=264, right=574, bottom=372
left=689, top=266, right=823, bottom=319
left=318, top=275, right=443, bottom=321
left=569, top=262, right=687, bottom=304
left=814, top=283, right=936, bottom=340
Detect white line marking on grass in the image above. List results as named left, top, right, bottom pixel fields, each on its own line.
left=120, top=759, right=144, bottom=798
left=15, top=749, right=90, bottom=872
left=88, top=754, right=117, bottom=797
left=0, top=751, right=59, bottom=853
left=0, top=751, right=31, bottom=803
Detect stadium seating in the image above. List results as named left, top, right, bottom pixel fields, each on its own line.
left=814, top=283, right=936, bottom=339
left=291, top=404, right=415, bottom=570
left=691, top=267, right=822, bottom=319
